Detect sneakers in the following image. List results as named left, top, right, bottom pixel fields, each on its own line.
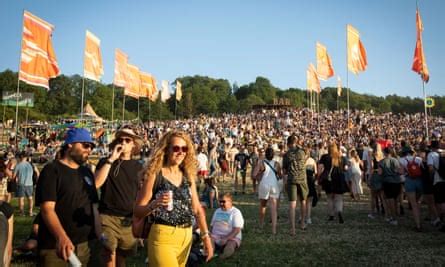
left=306, top=218, right=312, bottom=225
left=368, top=213, right=375, bottom=219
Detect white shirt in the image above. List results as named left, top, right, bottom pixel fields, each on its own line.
left=197, top=152, right=208, bottom=171
left=427, top=151, right=444, bottom=185
left=211, top=206, right=244, bottom=240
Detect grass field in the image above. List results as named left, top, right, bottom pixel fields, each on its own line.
left=10, top=180, right=445, bottom=266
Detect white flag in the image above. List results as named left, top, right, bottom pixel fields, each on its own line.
left=161, top=80, right=171, bottom=102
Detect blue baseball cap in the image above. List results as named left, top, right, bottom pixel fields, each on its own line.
left=64, top=128, right=95, bottom=147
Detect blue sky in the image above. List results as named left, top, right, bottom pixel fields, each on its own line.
left=1, top=0, right=444, bottom=98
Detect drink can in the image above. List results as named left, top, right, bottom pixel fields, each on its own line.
left=68, top=251, right=82, bottom=266
left=166, top=190, right=173, bottom=211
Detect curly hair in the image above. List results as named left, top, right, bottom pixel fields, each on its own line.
left=143, top=130, right=197, bottom=184
left=328, top=142, right=341, bottom=167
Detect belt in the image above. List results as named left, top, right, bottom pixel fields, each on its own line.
left=156, top=222, right=192, bottom=228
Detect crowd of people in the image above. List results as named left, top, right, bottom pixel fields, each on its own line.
left=0, top=107, right=444, bottom=266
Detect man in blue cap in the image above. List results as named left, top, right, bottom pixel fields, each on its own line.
left=35, top=128, right=101, bottom=266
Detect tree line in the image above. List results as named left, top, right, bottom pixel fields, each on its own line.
left=0, top=69, right=443, bottom=123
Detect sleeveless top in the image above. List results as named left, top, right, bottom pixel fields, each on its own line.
left=153, top=175, right=194, bottom=226
left=260, top=159, right=279, bottom=186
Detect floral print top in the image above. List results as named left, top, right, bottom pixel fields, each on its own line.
left=153, top=174, right=193, bottom=226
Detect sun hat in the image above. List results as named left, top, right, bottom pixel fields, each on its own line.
left=64, top=128, right=95, bottom=147
left=112, top=126, right=143, bottom=146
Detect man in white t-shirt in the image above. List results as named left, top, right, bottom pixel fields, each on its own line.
left=210, top=193, right=244, bottom=259
left=427, top=140, right=445, bottom=231
left=197, top=146, right=209, bottom=189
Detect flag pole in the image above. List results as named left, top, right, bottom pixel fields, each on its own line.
left=317, top=91, right=320, bottom=133
left=15, top=10, right=25, bottom=149
left=346, top=24, right=350, bottom=145
left=111, top=84, right=115, bottom=126
left=122, top=94, right=126, bottom=122
left=80, top=77, right=85, bottom=121
left=422, top=81, right=429, bottom=141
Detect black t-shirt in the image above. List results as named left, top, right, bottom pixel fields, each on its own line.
left=0, top=201, right=14, bottom=219
left=96, top=158, right=143, bottom=217
left=235, top=153, right=250, bottom=170
left=35, top=161, right=98, bottom=249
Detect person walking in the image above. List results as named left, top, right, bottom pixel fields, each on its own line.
left=133, top=130, right=213, bottom=267
left=35, top=128, right=101, bottom=266
left=283, top=135, right=308, bottom=235
left=94, top=126, right=144, bottom=266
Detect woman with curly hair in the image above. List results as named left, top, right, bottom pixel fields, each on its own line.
left=134, top=130, right=213, bottom=267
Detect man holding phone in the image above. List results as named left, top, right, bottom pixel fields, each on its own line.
left=94, top=126, right=144, bottom=267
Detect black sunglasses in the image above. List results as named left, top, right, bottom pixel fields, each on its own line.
left=219, top=200, right=226, bottom=204
left=80, top=143, right=93, bottom=150
left=172, top=145, right=188, bottom=153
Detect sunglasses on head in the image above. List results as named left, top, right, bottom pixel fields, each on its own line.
left=171, top=145, right=188, bottom=153
left=119, top=137, right=133, bottom=144
left=80, top=143, right=93, bottom=150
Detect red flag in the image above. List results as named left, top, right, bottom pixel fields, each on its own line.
left=412, top=8, right=429, bottom=83
left=19, top=11, right=60, bottom=89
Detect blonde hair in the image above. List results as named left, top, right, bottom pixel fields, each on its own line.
left=143, top=130, right=197, bottom=184
left=328, top=142, right=341, bottom=167
left=374, top=143, right=384, bottom=162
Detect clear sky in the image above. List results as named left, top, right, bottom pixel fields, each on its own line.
left=1, top=0, right=444, bottom=98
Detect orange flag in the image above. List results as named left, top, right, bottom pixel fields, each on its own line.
left=306, top=63, right=320, bottom=94
left=140, top=71, right=154, bottom=98
left=125, top=64, right=140, bottom=99
left=347, top=25, right=367, bottom=75
left=83, top=30, right=103, bottom=82
left=149, top=76, right=159, bottom=102
left=113, top=49, right=128, bottom=88
left=316, top=42, right=334, bottom=80
left=412, top=8, right=429, bottom=83
left=19, top=11, right=60, bottom=89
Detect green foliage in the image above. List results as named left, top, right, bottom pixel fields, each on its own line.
left=0, top=70, right=444, bottom=123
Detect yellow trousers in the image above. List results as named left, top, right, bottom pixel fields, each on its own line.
left=147, top=223, right=192, bottom=267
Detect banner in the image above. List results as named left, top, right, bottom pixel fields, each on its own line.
left=347, top=24, right=367, bottom=75
left=306, top=63, right=320, bottom=94
left=160, top=80, right=171, bottom=103
left=2, top=91, right=34, bottom=107
left=19, top=11, right=60, bottom=89
left=125, top=64, right=140, bottom=99
left=412, top=8, right=429, bottom=83
left=113, top=49, right=128, bottom=87
left=316, top=42, right=334, bottom=80
left=140, top=71, right=154, bottom=98
left=149, top=76, right=159, bottom=102
left=83, top=30, right=103, bottom=82
left=176, top=80, right=182, bottom=101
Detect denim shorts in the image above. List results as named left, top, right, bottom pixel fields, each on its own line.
left=16, top=185, right=33, bottom=198
left=404, top=177, right=423, bottom=194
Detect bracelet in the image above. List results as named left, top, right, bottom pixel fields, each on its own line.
left=105, top=158, right=114, bottom=165
left=200, top=231, right=210, bottom=240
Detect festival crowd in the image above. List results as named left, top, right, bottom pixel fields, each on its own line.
left=0, top=107, right=444, bottom=266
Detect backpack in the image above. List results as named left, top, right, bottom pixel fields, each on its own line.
left=406, top=158, right=422, bottom=178
left=438, top=152, right=445, bottom=179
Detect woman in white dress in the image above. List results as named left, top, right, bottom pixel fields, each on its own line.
left=349, top=149, right=363, bottom=200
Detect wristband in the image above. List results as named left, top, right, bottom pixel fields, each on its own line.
left=200, top=231, right=210, bottom=240
left=105, top=158, right=114, bottom=165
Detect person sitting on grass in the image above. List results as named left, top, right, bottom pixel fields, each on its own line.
left=210, top=193, right=244, bottom=260
left=16, top=213, right=40, bottom=257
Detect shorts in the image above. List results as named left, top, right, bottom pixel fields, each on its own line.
left=197, top=170, right=209, bottom=177
left=258, top=182, right=280, bottom=200
left=382, top=182, right=401, bottom=199
left=369, top=172, right=382, bottom=191
left=433, top=182, right=445, bottom=204
left=39, top=239, right=100, bottom=267
left=16, top=185, right=33, bottom=198
left=287, top=182, right=308, bottom=201
left=211, top=233, right=241, bottom=248
left=404, top=177, right=423, bottom=194
left=100, top=214, right=137, bottom=256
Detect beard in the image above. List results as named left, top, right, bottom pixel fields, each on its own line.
left=69, top=147, right=89, bottom=165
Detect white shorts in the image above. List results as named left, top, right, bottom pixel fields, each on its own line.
left=258, top=182, right=280, bottom=200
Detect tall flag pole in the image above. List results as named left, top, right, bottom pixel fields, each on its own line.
left=316, top=42, right=334, bottom=134
left=123, top=63, right=141, bottom=121
left=81, top=30, right=103, bottom=120
left=307, top=63, right=320, bottom=131
left=347, top=24, right=367, bottom=143
left=412, top=5, right=430, bottom=140
left=140, top=71, right=154, bottom=124
left=113, top=49, right=128, bottom=125
left=18, top=11, right=60, bottom=145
